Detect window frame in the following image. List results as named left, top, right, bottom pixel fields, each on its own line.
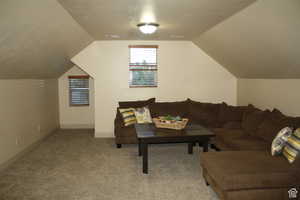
left=68, top=75, right=90, bottom=107
left=128, top=45, right=158, bottom=88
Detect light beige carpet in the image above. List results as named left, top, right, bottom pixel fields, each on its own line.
left=0, top=129, right=219, bottom=200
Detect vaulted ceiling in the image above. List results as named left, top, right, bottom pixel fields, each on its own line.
left=0, top=0, right=299, bottom=79
left=193, top=0, right=300, bottom=78
left=57, top=0, right=255, bottom=40
left=0, top=0, right=93, bottom=79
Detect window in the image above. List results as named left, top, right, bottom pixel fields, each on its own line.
left=69, top=75, right=89, bottom=106
left=129, top=45, right=158, bottom=87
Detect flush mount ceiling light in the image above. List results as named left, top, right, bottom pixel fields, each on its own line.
left=137, top=23, right=159, bottom=34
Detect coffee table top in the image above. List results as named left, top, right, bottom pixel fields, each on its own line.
left=135, top=123, right=215, bottom=139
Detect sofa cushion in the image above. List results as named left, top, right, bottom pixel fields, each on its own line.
left=272, top=108, right=286, bottom=118
left=221, top=121, right=242, bottom=129
left=256, top=120, right=289, bottom=144
left=214, top=128, right=245, bottom=142
left=200, top=151, right=300, bottom=191
left=149, top=100, right=189, bottom=118
left=218, top=103, right=251, bottom=125
left=119, top=97, right=155, bottom=108
left=242, top=109, right=269, bottom=135
left=215, top=128, right=269, bottom=151
left=285, top=116, right=300, bottom=129
left=255, top=109, right=289, bottom=143
left=226, top=135, right=270, bottom=151
left=187, top=99, right=221, bottom=128
left=214, top=128, right=244, bottom=150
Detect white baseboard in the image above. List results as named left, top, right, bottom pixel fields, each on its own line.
left=0, top=128, right=59, bottom=173
left=94, top=132, right=114, bottom=138
left=60, top=124, right=94, bottom=129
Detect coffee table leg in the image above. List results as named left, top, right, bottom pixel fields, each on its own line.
left=203, top=141, right=209, bottom=152
left=188, top=143, right=193, bottom=154
left=138, top=139, right=142, bottom=156
left=142, top=142, right=148, bottom=174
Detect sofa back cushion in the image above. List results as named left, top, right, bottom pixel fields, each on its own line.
left=187, top=99, right=221, bottom=127
left=285, top=116, right=300, bottom=130
left=255, top=109, right=289, bottom=143
left=119, top=98, right=155, bottom=108
left=149, top=100, right=189, bottom=118
left=242, top=109, right=269, bottom=135
left=218, top=103, right=253, bottom=125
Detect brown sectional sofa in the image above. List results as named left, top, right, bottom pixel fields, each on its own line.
left=114, top=98, right=253, bottom=146
left=114, top=98, right=300, bottom=200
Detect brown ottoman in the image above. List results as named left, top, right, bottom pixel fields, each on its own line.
left=200, top=151, right=300, bottom=200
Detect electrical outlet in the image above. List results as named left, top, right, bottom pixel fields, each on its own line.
left=15, top=138, right=19, bottom=145
left=37, top=125, right=41, bottom=133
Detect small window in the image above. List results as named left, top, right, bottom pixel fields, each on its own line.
left=69, top=75, right=89, bottom=106
left=129, top=45, right=158, bottom=87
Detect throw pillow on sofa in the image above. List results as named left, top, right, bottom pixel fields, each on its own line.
left=283, top=128, right=300, bottom=163
left=134, top=106, right=152, bottom=123
left=271, top=127, right=293, bottom=156
left=119, top=108, right=137, bottom=126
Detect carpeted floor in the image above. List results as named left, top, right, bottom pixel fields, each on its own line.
left=0, top=129, right=219, bottom=200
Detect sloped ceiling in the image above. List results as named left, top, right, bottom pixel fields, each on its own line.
left=57, top=0, right=256, bottom=40
left=0, top=0, right=93, bottom=79
left=2, top=0, right=299, bottom=79
left=193, top=0, right=300, bottom=78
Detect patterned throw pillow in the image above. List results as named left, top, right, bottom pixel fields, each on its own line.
left=283, top=128, right=300, bottom=163
left=134, top=106, right=152, bottom=124
left=271, top=127, right=292, bottom=156
left=119, top=108, right=137, bottom=126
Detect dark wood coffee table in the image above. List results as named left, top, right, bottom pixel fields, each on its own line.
left=135, top=123, right=215, bottom=174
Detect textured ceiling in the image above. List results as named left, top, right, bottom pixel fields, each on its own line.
left=193, top=0, right=300, bottom=78
left=57, top=0, right=256, bottom=40
left=1, top=0, right=299, bottom=79
left=0, top=0, right=93, bottom=79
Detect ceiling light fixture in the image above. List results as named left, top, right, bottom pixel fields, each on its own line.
left=137, top=23, right=159, bottom=34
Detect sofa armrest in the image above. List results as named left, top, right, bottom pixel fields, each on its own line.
left=114, top=119, right=124, bottom=137
left=114, top=117, right=123, bottom=127
left=114, top=108, right=125, bottom=137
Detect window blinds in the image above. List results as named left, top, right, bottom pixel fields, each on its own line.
left=69, top=76, right=89, bottom=106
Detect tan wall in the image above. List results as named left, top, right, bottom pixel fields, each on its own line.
left=0, top=79, right=59, bottom=166
left=238, top=79, right=300, bottom=116
left=58, top=66, right=95, bottom=129
left=72, top=41, right=237, bottom=137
